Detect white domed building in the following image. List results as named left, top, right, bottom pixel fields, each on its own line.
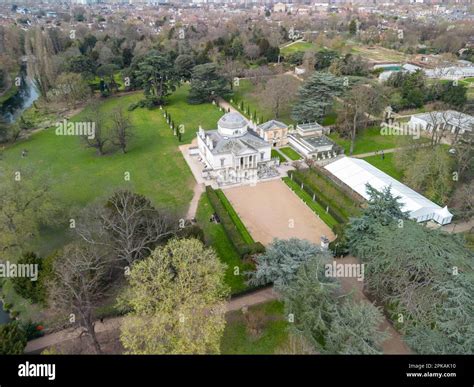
left=197, top=112, right=278, bottom=186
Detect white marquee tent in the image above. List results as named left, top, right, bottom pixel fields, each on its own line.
left=324, top=157, right=453, bottom=225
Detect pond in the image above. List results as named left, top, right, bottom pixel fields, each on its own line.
left=0, top=78, right=39, bottom=123
left=0, top=68, right=39, bottom=124
left=0, top=300, right=11, bottom=325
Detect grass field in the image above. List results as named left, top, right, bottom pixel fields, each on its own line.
left=350, top=44, right=409, bottom=63
left=221, top=301, right=289, bottom=354
left=216, top=190, right=255, bottom=245
left=165, top=84, right=224, bottom=143
left=0, top=86, right=222, bottom=256
left=283, top=177, right=339, bottom=229
left=279, top=146, right=302, bottom=160
left=280, top=41, right=317, bottom=56
left=271, top=149, right=287, bottom=163
left=195, top=193, right=252, bottom=294
left=328, top=126, right=400, bottom=155
left=363, top=153, right=404, bottom=180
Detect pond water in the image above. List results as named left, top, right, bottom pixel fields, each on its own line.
left=0, top=300, right=11, bottom=325
left=0, top=75, right=39, bottom=123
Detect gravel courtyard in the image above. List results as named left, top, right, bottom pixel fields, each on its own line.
left=223, top=179, right=335, bottom=246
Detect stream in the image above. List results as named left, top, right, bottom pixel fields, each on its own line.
left=0, top=67, right=39, bottom=123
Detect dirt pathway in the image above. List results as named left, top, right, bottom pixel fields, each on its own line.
left=441, top=218, right=474, bottom=234
left=25, top=287, right=279, bottom=354
left=185, top=183, right=205, bottom=220
left=351, top=148, right=400, bottom=159
left=216, top=97, right=242, bottom=115
left=226, top=287, right=278, bottom=312
left=279, top=39, right=305, bottom=49
left=336, top=255, right=411, bottom=354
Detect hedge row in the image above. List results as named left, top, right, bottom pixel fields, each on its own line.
left=288, top=171, right=348, bottom=224
left=284, top=176, right=348, bottom=256
left=206, top=186, right=265, bottom=257
left=215, top=189, right=255, bottom=244
left=283, top=177, right=339, bottom=229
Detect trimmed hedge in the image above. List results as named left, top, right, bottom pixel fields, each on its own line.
left=288, top=169, right=361, bottom=223
left=206, top=186, right=264, bottom=257
left=215, top=189, right=255, bottom=244
left=283, top=177, right=339, bottom=229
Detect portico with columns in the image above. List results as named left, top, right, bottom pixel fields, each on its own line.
left=196, top=112, right=278, bottom=186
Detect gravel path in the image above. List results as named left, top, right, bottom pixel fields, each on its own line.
left=223, top=179, right=335, bottom=245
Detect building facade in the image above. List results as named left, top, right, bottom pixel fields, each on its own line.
left=257, top=119, right=288, bottom=147
left=197, top=112, right=278, bottom=186
left=409, top=111, right=474, bottom=135
left=288, top=122, right=342, bottom=160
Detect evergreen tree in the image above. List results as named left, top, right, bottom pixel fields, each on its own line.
left=279, top=256, right=388, bottom=354
left=0, top=322, right=27, bottom=354
left=188, top=63, right=232, bottom=104
left=291, top=72, right=344, bottom=122
left=133, top=51, right=180, bottom=106
left=11, top=252, right=43, bottom=304
left=248, top=238, right=331, bottom=288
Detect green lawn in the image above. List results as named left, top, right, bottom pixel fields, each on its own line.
left=283, top=177, right=339, bottom=229
left=460, top=77, right=474, bottom=86
left=279, top=146, right=302, bottom=160
left=215, top=189, right=255, bottom=244
left=280, top=41, right=317, bottom=56
left=221, top=301, right=289, bottom=354
left=1, top=86, right=222, bottom=256
left=328, top=126, right=399, bottom=155
left=165, top=84, right=224, bottom=143
left=271, top=149, right=287, bottom=163
left=363, top=153, right=404, bottom=180
left=195, top=192, right=252, bottom=294
left=322, top=112, right=338, bottom=126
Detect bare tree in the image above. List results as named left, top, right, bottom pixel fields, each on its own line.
left=48, top=243, right=113, bottom=354
left=110, top=108, right=134, bottom=154
left=219, top=59, right=244, bottom=90
left=337, top=84, right=385, bottom=155
left=260, top=75, right=299, bottom=119
left=75, top=190, right=174, bottom=266
left=82, top=105, right=108, bottom=156
left=450, top=179, right=474, bottom=220
left=426, top=107, right=451, bottom=146
left=245, top=66, right=273, bottom=86
left=452, top=131, right=474, bottom=182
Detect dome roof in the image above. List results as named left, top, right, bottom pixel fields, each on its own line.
left=218, top=112, right=248, bottom=130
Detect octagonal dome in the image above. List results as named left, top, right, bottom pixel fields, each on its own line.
left=217, top=112, right=248, bottom=137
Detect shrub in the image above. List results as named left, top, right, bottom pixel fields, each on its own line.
left=289, top=169, right=360, bottom=223
left=205, top=187, right=262, bottom=257
left=215, top=189, right=254, bottom=244
left=0, top=322, right=27, bottom=354
left=11, top=252, right=43, bottom=304
left=175, top=224, right=205, bottom=243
